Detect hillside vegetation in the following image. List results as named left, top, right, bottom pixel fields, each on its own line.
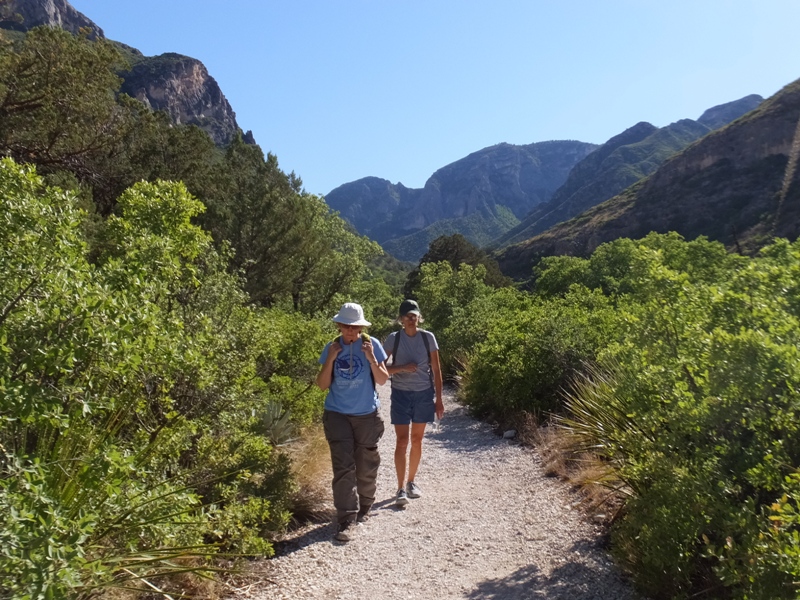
left=495, top=78, right=800, bottom=280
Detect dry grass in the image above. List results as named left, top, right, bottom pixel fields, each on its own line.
left=527, top=421, right=628, bottom=525
left=96, top=561, right=222, bottom=600
left=284, top=422, right=334, bottom=526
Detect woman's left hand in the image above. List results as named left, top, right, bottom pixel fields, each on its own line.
left=362, top=337, right=377, bottom=364
left=435, top=399, right=444, bottom=419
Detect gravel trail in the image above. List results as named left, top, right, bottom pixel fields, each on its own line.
left=227, top=383, right=643, bottom=600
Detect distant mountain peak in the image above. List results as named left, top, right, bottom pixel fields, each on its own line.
left=698, top=94, right=764, bottom=129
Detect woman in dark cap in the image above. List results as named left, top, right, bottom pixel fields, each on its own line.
left=383, top=299, right=444, bottom=507
left=316, top=302, right=389, bottom=542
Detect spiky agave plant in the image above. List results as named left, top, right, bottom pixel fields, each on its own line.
left=555, top=362, right=654, bottom=506
left=0, top=403, right=225, bottom=599
left=255, top=401, right=295, bottom=446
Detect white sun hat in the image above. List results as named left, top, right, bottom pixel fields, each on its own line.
left=332, top=302, right=371, bottom=326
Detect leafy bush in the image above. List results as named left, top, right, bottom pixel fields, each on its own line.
left=0, top=160, right=328, bottom=596
left=557, top=235, right=800, bottom=599
left=460, top=286, right=617, bottom=419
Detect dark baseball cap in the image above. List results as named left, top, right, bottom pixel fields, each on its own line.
left=399, top=299, right=421, bottom=317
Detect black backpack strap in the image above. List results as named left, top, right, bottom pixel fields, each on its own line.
left=421, top=330, right=433, bottom=386
left=392, top=331, right=400, bottom=365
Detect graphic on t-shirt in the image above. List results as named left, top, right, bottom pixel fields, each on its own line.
left=335, top=354, right=364, bottom=380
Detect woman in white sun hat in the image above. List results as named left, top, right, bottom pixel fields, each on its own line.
left=316, top=302, right=389, bottom=542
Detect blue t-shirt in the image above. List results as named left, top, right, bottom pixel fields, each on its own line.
left=319, top=335, right=388, bottom=415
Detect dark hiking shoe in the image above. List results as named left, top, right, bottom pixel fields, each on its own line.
left=335, top=521, right=355, bottom=542
left=357, top=508, right=371, bottom=523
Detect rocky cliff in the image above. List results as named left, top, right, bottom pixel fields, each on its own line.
left=0, top=0, right=102, bottom=38
left=494, top=81, right=799, bottom=280
left=0, top=0, right=249, bottom=147
left=119, top=53, right=244, bottom=146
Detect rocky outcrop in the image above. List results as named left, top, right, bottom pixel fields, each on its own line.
left=0, top=0, right=248, bottom=147
left=119, top=53, right=241, bottom=147
left=698, top=94, right=764, bottom=130
left=494, top=81, right=799, bottom=280
left=0, top=0, right=102, bottom=38
left=325, top=177, right=422, bottom=243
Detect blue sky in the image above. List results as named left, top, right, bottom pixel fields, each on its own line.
left=70, top=0, right=800, bottom=197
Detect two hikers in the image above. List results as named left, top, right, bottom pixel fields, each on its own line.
left=316, top=299, right=443, bottom=541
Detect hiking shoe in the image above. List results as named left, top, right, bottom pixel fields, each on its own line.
left=357, top=508, right=371, bottom=523
left=406, top=481, right=422, bottom=499
left=395, top=488, right=409, bottom=507
left=335, top=521, right=355, bottom=542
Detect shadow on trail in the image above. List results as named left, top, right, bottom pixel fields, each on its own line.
left=466, top=540, right=637, bottom=600
left=272, top=523, right=331, bottom=557
left=274, top=496, right=411, bottom=557
left=426, top=404, right=509, bottom=455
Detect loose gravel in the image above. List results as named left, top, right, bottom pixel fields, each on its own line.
left=225, top=383, right=643, bottom=600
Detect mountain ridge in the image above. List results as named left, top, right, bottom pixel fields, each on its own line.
left=326, top=140, right=598, bottom=261
left=494, top=79, right=800, bottom=279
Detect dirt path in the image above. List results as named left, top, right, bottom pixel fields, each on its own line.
left=226, top=384, right=642, bottom=600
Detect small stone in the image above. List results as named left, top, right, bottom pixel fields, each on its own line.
left=503, top=429, right=516, bottom=439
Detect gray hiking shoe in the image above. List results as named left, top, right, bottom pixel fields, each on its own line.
left=406, top=481, right=422, bottom=499
left=395, top=488, right=409, bottom=507
left=357, top=507, right=371, bottom=523
left=335, top=520, right=355, bottom=542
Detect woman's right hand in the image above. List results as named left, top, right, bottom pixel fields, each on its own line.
left=404, top=363, right=417, bottom=373
left=329, top=340, right=343, bottom=359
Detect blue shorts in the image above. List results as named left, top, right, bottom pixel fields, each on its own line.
left=390, top=387, right=435, bottom=425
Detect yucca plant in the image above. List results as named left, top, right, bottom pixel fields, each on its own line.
left=555, top=362, right=653, bottom=504
left=255, top=401, right=295, bottom=446
left=0, top=404, right=224, bottom=599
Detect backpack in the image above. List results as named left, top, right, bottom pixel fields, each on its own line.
left=331, top=334, right=376, bottom=390
left=391, top=329, right=433, bottom=385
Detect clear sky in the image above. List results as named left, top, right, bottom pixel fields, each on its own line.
left=69, top=0, right=800, bottom=197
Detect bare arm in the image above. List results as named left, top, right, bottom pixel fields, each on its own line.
left=430, top=349, right=444, bottom=419
left=363, top=337, right=390, bottom=385
left=315, top=341, right=341, bottom=390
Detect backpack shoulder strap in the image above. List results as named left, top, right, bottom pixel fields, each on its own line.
left=330, top=335, right=342, bottom=378
left=420, top=329, right=431, bottom=356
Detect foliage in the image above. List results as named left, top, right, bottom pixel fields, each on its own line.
left=549, top=234, right=800, bottom=599
left=198, top=137, right=382, bottom=314
left=404, top=233, right=511, bottom=298
left=459, top=286, right=617, bottom=419
left=0, top=27, right=125, bottom=179
left=0, top=160, right=327, bottom=597
left=412, top=261, right=493, bottom=375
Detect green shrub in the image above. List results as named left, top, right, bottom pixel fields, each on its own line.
left=460, top=286, right=617, bottom=419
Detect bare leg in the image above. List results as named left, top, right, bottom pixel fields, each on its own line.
left=394, top=424, right=410, bottom=489
left=407, top=422, right=427, bottom=483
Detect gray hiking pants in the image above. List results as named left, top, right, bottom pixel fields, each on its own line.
left=323, top=409, right=385, bottom=524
